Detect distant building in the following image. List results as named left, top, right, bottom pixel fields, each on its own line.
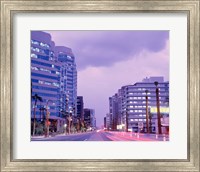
left=104, top=117, right=106, bottom=129
left=107, top=77, right=169, bottom=133
left=84, top=108, right=96, bottom=129
left=105, top=113, right=112, bottom=130
left=109, top=94, right=119, bottom=130
left=77, top=96, right=84, bottom=121
left=90, top=109, right=96, bottom=129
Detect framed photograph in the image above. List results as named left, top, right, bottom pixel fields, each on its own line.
left=1, top=0, right=199, bottom=171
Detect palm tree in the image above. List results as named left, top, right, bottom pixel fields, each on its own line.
left=154, top=81, right=162, bottom=134
left=149, top=112, right=153, bottom=133
left=32, top=94, right=43, bottom=136
left=145, top=90, right=149, bottom=133
left=126, top=110, right=129, bottom=132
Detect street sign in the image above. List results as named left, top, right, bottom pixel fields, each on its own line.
left=138, top=122, right=143, bottom=129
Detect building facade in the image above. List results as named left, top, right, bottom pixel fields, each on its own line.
left=55, top=46, right=77, bottom=118
left=105, top=113, right=112, bottom=130
left=83, top=108, right=96, bottom=130
left=108, top=77, right=169, bottom=133
left=31, top=31, right=77, bottom=134
left=77, top=96, right=84, bottom=121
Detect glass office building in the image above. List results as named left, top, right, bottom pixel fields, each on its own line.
left=108, top=77, right=169, bottom=133
left=31, top=31, right=77, bottom=133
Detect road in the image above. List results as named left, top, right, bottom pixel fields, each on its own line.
left=31, top=130, right=169, bottom=141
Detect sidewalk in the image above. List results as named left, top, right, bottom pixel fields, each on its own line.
left=106, top=131, right=169, bottom=141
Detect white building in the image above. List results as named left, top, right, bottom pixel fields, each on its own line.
left=108, top=77, right=169, bottom=133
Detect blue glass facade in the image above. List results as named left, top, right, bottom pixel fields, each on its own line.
left=31, top=31, right=77, bottom=132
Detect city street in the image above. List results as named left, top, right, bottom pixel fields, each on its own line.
left=31, top=130, right=169, bottom=141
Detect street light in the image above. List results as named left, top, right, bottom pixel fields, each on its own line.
left=154, top=81, right=162, bottom=134
left=145, top=90, right=149, bottom=133
left=45, top=99, right=53, bottom=137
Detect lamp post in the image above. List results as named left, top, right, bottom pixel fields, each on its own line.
left=65, top=96, right=69, bottom=134
left=154, top=81, right=162, bottom=134
left=45, top=99, right=53, bottom=137
left=145, top=90, right=149, bottom=133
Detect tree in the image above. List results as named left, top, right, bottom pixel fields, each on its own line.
left=149, top=113, right=153, bottom=133
left=32, top=94, right=43, bottom=136
left=154, top=81, right=162, bottom=134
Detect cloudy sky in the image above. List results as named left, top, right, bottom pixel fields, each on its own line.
left=46, top=31, right=169, bottom=127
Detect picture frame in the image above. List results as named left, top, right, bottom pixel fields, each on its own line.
left=0, top=0, right=199, bottom=171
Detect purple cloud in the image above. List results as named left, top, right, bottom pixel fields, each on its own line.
left=46, top=31, right=169, bottom=71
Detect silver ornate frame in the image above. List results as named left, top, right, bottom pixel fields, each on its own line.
left=1, top=0, right=199, bottom=171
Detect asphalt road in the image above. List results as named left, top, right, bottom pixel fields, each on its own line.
left=31, top=131, right=169, bottom=141
left=32, top=131, right=112, bottom=141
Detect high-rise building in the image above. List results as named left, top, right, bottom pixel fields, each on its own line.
left=55, top=46, right=77, bottom=117
left=104, top=117, right=106, bottom=129
left=109, top=94, right=119, bottom=130
left=31, top=31, right=77, bottom=133
left=108, top=77, right=169, bottom=133
left=90, top=109, right=96, bottom=129
left=83, top=108, right=91, bottom=129
left=83, top=108, right=96, bottom=129
left=77, top=96, right=84, bottom=121
left=105, top=113, right=112, bottom=130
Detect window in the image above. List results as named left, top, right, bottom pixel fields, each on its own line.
left=31, top=53, right=37, bottom=58
left=32, top=73, right=58, bottom=80
left=38, top=80, right=44, bottom=84
left=67, top=55, right=72, bottom=59
left=31, top=60, right=52, bottom=67
left=31, top=66, right=38, bottom=70
left=31, top=40, right=39, bottom=45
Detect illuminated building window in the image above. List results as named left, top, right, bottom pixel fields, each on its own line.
left=31, top=53, right=37, bottom=58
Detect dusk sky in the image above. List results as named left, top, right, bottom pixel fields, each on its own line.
left=46, top=31, right=169, bottom=127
